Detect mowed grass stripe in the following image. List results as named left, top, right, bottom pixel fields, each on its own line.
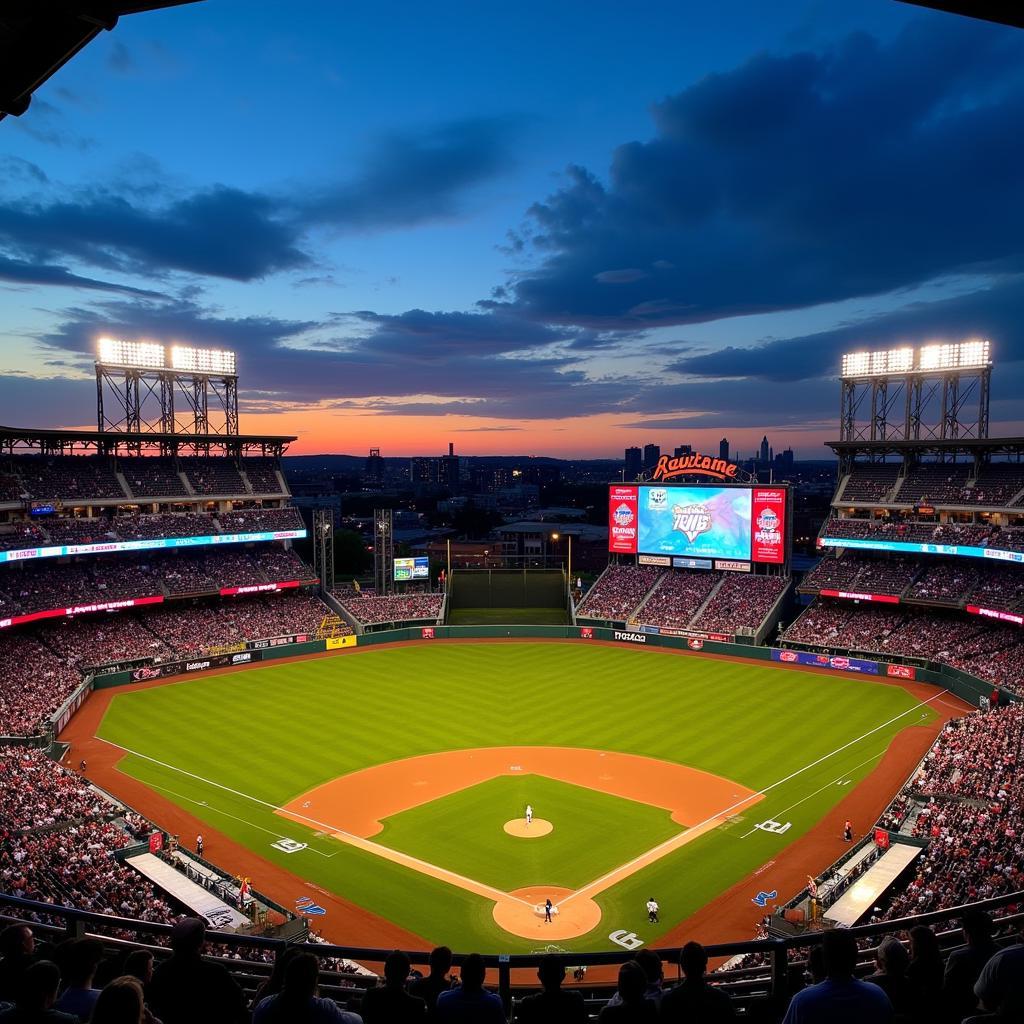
left=98, top=644, right=935, bottom=951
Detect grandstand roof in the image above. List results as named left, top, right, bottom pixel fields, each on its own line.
left=0, top=423, right=296, bottom=454
left=0, top=2, right=203, bottom=120
left=828, top=436, right=1024, bottom=458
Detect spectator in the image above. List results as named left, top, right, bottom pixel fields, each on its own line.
left=0, top=960, right=76, bottom=1024
left=966, top=944, right=1024, bottom=1023
left=54, top=938, right=103, bottom=1021
left=359, top=950, right=424, bottom=1022
left=0, top=926, right=36, bottom=1004
left=514, top=954, right=586, bottom=1023
left=598, top=961, right=658, bottom=1022
left=906, top=926, right=943, bottom=1021
left=607, top=950, right=663, bottom=1010
left=435, top=954, right=504, bottom=1023
left=90, top=977, right=146, bottom=1024
left=863, top=937, right=913, bottom=1020
left=659, top=941, right=735, bottom=1021
left=942, top=911, right=998, bottom=1024
left=252, top=952, right=360, bottom=1024
left=148, top=919, right=247, bottom=1024
left=407, top=947, right=453, bottom=1019
left=780, top=929, right=892, bottom=1024
left=252, top=948, right=304, bottom=1009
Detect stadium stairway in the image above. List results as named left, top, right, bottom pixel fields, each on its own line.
left=686, top=575, right=726, bottom=627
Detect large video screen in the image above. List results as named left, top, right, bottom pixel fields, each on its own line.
left=609, top=485, right=785, bottom=564
left=393, top=556, right=429, bottom=581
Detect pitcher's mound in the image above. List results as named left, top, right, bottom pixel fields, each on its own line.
left=504, top=818, right=553, bottom=837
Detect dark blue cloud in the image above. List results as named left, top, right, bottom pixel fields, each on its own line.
left=502, top=17, right=1024, bottom=329
left=0, top=254, right=164, bottom=297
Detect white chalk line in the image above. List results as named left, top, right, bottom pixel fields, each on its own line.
left=559, top=691, right=950, bottom=908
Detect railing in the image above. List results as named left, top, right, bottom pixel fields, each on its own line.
left=2, top=889, right=1021, bottom=1017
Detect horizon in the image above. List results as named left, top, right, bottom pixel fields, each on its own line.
left=2, top=1, right=1023, bottom=458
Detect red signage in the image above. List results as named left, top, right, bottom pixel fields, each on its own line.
left=421, top=627, right=435, bottom=639
left=148, top=832, right=164, bottom=853
left=751, top=488, right=786, bottom=564
left=820, top=589, right=901, bottom=604
left=651, top=452, right=740, bottom=482
left=580, top=626, right=594, bottom=639
left=608, top=485, right=639, bottom=554
left=0, top=594, right=164, bottom=630
left=886, top=664, right=916, bottom=680
left=873, top=828, right=891, bottom=850
left=220, top=580, right=300, bottom=597
left=966, top=605, right=1023, bottom=627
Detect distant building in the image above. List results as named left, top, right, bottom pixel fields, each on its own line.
left=759, top=436, right=770, bottom=464
left=643, top=443, right=660, bottom=471
left=673, top=444, right=692, bottom=458
left=719, top=437, right=730, bottom=462
left=624, top=447, right=642, bottom=479
left=410, top=457, right=437, bottom=485
left=364, top=447, right=384, bottom=487
left=439, top=442, right=460, bottom=490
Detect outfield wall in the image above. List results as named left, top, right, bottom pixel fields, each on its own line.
left=89, top=625, right=1010, bottom=709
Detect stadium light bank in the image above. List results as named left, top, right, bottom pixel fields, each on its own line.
left=97, top=337, right=237, bottom=376
left=841, top=339, right=991, bottom=378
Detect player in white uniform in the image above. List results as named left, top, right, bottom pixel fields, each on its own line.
left=526, top=804, right=533, bottom=826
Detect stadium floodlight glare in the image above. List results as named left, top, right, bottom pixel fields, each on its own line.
left=97, top=337, right=166, bottom=369
left=843, top=340, right=991, bottom=378
left=171, top=345, right=237, bottom=375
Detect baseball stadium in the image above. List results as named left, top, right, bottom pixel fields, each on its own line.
left=2, top=5, right=1024, bottom=1023
left=0, top=331, right=1022, bottom=1018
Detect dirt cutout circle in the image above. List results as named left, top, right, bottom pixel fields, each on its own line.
left=503, top=818, right=553, bottom=837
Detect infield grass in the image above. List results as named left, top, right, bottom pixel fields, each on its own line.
left=95, top=643, right=937, bottom=952
left=377, top=775, right=680, bottom=891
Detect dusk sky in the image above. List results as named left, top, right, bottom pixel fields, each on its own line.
left=1, top=1, right=1022, bottom=459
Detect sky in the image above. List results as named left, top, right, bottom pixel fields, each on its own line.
left=1, top=0, right=1023, bottom=459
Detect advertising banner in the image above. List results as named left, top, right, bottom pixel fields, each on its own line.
left=421, top=627, right=435, bottom=639
left=608, top=486, right=639, bottom=554
left=819, top=589, right=901, bottom=604
left=638, top=554, right=671, bottom=566
left=672, top=557, right=713, bottom=570
left=771, top=649, right=879, bottom=674
left=0, top=529, right=307, bottom=565
left=579, top=626, right=593, bottom=639
left=714, top=559, right=751, bottom=572
left=613, top=630, right=647, bottom=644
left=250, top=633, right=310, bottom=650
left=886, top=664, right=916, bottom=680
left=820, top=536, right=1024, bottom=564
left=131, top=649, right=265, bottom=681
left=638, top=486, right=752, bottom=561
left=751, top=488, right=786, bottom=564
left=0, top=594, right=164, bottom=631
left=220, top=580, right=301, bottom=597
left=326, top=635, right=357, bottom=650
left=966, top=605, right=1023, bottom=626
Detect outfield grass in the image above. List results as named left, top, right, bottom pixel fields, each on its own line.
left=446, top=607, right=570, bottom=625
left=378, top=775, right=680, bottom=891
left=97, top=643, right=936, bottom=951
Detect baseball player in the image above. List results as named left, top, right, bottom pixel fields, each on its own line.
left=544, top=898, right=553, bottom=923
left=526, top=804, right=533, bottom=827
left=646, top=897, right=659, bottom=923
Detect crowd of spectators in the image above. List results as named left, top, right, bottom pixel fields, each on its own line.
left=335, top=592, right=444, bottom=625
left=782, top=600, right=1024, bottom=694
left=822, top=516, right=1024, bottom=557
left=0, top=748, right=108, bottom=832
left=180, top=458, right=247, bottom=496
left=8, top=457, right=126, bottom=501
left=907, top=562, right=977, bottom=603
left=241, top=459, right=285, bottom=494
left=838, top=463, right=901, bottom=502
left=636, top=570, right=719, bottom=628
left=43, top=616, right=171, bottom=671
left=218, top=508, right=303, bottom=535
left=968, top=463, right=1024, bottom=506
left=113, top=512, right=216, bottom=541
left=804, top=555, right=920, bottom=597
left=576, top=566, right=664, bottom=621
left=0, top=523, right=46, bottom=553
left=0, top=632, right=85, bottom=736
left=895, top=464, right=972, bottom=505
left=118, top=458, right=186, bottom=499
left=693, top=574, right=787, bottom=633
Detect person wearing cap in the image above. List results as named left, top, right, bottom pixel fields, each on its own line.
left=966, top=943, right=1024, bottom=1023
left=148, top=918, right=247, bottom=1024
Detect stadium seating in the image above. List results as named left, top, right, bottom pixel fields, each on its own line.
left=241, top=457, right=285, bottom=494
left=635, top=569, right=718, bottom=627
left=575, top=565, right=663, bottom=621
left=894, top=464, right=971, bottom=504
left=9, top=456, right=126, bottom=501
left=692, top=574, right=787, bottom=632
left=838, top=463, right=900, bottom=502
left=118, top=457, right=186, bottom=498
left=180, top=457, right=247, bottom=496
left=334, top=591, right=443, bottom=625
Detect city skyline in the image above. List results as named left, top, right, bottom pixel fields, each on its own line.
left=2, top=2, right=1023, bottom=458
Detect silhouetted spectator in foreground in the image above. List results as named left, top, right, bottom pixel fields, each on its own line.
left=659, top=941, right=735, bottom=1022
left=608, top=950, right=663, bottom=1010
left=864, top=937, right=913, bottom=1019
left=253, top=952, right=360, bottom=1023
left=781, top=929, right=892, bottom=1024
left=91, top=977, right=146, bottom=1024
left=906, top=924, right=943, bottom=1017
left=360, top=950, right=425, bottom=1023
left=148, top=918, right=247, bottom=1024
left=408, top=946, right=453, bottom=1020
left=943, top=911, right=998, bottom=1024
left=965, top=943, right=1024, bottom=1023
left=0, top=961, right=76, bottom=1024
left=598, top=961, right=658, bottom=1022
left=514, top=954, right=586, bottom=1023
left=0, top=927, right=36, bottom=1005
left=252, top=947, right=303, bottom=1009
left=435, top=954, right=504, bottom=1023
left=54, top=938, right=103, bottom=1021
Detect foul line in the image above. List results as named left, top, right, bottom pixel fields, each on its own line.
left=103, top=739, right=533, bottom=908
left=559, top=691, right=949, bottom=908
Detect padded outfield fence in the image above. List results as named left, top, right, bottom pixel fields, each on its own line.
left=1, top=890, right=1021, bottom=1017
left=448, top=569, right=568, bottom=611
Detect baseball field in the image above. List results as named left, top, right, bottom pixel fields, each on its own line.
left=86, top=642, right=943, bottom=952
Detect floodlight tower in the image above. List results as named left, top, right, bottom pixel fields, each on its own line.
left=373, top=508, right=393, bottom=595
left=95, top=338, right=239, bottom=436
left=839, top=340, right=991, bottom=445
